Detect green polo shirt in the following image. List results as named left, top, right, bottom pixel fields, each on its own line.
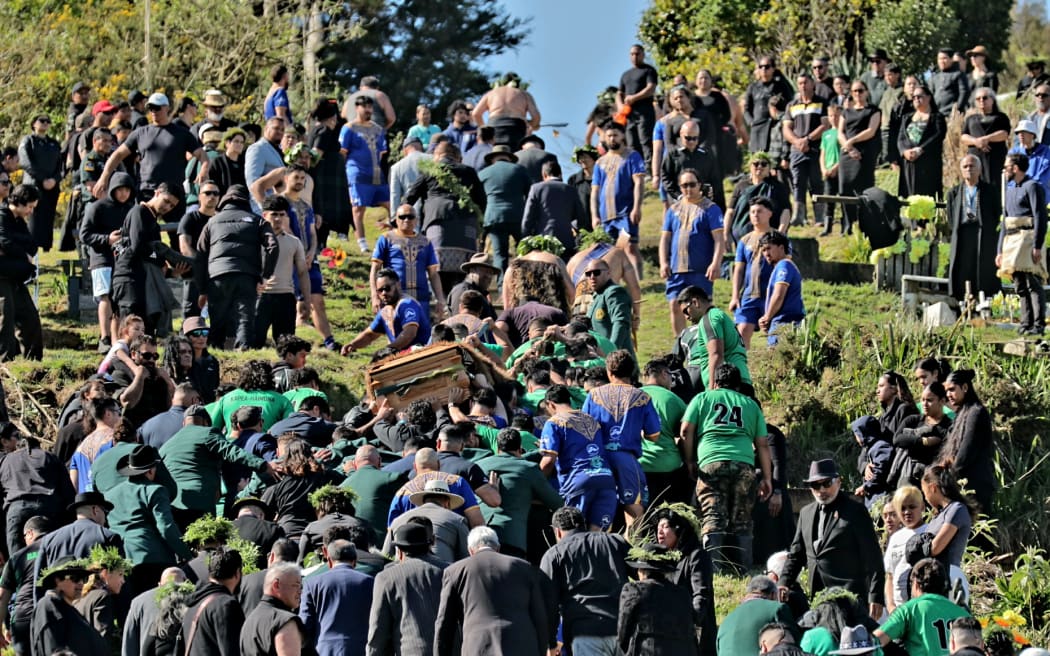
left=639, top=385, right=686, bottom=473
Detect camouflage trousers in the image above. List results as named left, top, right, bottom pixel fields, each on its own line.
left=696, top=460, right=757, bottom=535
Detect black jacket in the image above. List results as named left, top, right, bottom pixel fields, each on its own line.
left=112, top=202, right=163, bottom=282
left=195, top=187, right=278, bottom=289
left=780, top=491, right=885, bottom=604
left=32, top=590, right=110, bottom=656
left=268, top=411, right=336, bottom=448
left=618, top=578, right=699, bottom=656
left=80, top=171, right=135, bottom=269
left=181, top=582, right=244, bottom=656
left=0, top=206, right=36, bottom=283
left=661, top=146, right=726, bottom=210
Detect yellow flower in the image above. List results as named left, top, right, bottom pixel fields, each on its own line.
left=1001, top=610, right=1026, bottom=627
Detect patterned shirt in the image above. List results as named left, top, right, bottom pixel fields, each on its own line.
left=581, top=383, right=661, bottom=457
left=539, top=410, right=613, bottom=493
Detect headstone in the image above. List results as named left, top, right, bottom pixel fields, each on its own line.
left=923, top=301, right=957, bottom=328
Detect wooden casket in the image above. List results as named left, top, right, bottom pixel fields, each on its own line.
left=365, top=342, right=477, bottom=411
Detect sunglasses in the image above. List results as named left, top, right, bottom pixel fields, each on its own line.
left=851, top=89, right=867, bottom=94
left=808, top=479, right=836, bottom=490
left=137, top=352, right=159, bottom=361
left=751, top=162, right=769, bottom=168
left=812, top=64, right=826, bottom=69
left=376, top=285, right=394, bottom=292
left=911, top=95, right=927, bottom=100
left=200, top=190, right=220, bottom=196
left=396, top=214, right=416, bottom=220
left=682, top=135, right=699, bottom=142
left=0, top=180, right=10, bottom=186
left=62, top=574, right=87, bottom=584
left=975, top=96, right=992, bottom=101
left=1036, top=93, right=1050, bottom=98
left=757, top=64, right=773, bottom=70
left=583, top=270, right=604, bottom=278
left=679, top=181, right=699, bottom=189
left=188, top=329, right=209, bottom=337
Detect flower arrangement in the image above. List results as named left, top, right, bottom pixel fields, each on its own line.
left=980, top=612, right=1032, bottom=648
left=903, top=195, right=937, bottom=222
left=320, top=246, right=349, bottom=270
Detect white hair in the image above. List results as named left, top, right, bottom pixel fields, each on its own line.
left=467, top=526, right=500, bottom=553
left=264, top=562, right=301, bottom=589
left=765, top=551, right=789, bottom=578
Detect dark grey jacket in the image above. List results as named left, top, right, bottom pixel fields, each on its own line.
left=194, top=186, right=278, bottom=289
left=80, top=172, right=135, bottom=269
left=930, top=65, right=970, bottom=116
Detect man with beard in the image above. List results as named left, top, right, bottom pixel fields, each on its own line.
left=192, top=89, right=238, bottom=139
left=195, top=185, right=280, bottom=350
left=744, top=57, right=794, bottom=154
left=81, top=171, right=135, bottom=352
left=246, top=117, right=287, bottom=213
left=340, top=95, right=389, bottom=254
left=591, top=121, right=646, bottom=278
left=177, top=180, right=220, bottom=319
left=342, top=268, right=431, bottom=354
left=112, top=335, right=175, bottom=430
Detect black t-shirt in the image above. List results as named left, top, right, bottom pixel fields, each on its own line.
left=123, top=123, right=201, bottom=189
left=178, top=210, right=213, bottom=247
left=1, top=541, right=41, bottom=625
left=619, top=65, right=659, bottom=109
left=112, top=360, right=172, bottom=429
left=437, top=450, right=488, bottom=490
left=496, top=300, right=568, bottom=348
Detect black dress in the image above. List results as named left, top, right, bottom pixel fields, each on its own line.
left=308, top=123, right=351, bottom=237
left=897, top=111, right=947, bottom=198
left=963, top=112, right=1011, bottom=185
left=618, top=578, right=699, bottom=656
left=838, top=105, right=881, bottom=205
left=946, top=181, right=1001, bottom=300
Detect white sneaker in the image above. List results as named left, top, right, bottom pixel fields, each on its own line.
left=357, top=238, right=370, bottom=253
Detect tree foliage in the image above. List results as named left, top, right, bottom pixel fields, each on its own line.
left=865, top=0, right=958, bottom=77
left=1004, top=1, right=1050, bottom=89
left=321, top=0, right=529, bottom=134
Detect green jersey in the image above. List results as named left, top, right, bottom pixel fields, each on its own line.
left=879, top=593, right=969, bottom=656
left=689, top=307, right=751, bottom=389
left=683, top=388, right=765, bottom=467
left=211, top=389, right=294, bottom=433
left=284, top=387, right=329, bottom=411
left=639, top=385, right=686, bottom=473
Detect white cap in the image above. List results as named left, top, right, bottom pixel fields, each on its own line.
left=146, top=92, right=170, bottom=108
left=1016, top=119, right=1038, bottom=135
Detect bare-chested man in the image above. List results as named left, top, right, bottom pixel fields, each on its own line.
left=472, top=72, right=541, bottom=149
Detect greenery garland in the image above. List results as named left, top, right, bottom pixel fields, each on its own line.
left=577, top=228, right=613, bottom=249
left=153, top=579, right=195, bottom=604
left=227, top=537, right=262, bottom=575
left=516, top=235, right=565, bottom=257
left=88, top=545, right=132, bottom=574
left=37, top=558, right=89, bottom=587
left=308, top=484, right=360, bottom=510
left=653, top=502, right=703, bottom=539
left=810, top=586, right=859, bottom=609
left=183, top=515, right=235, bottom=547
left=417, top=158, right=483, bottom=219
left=626, top=546, right=682, bottom=564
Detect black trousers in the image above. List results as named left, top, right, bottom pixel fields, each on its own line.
left=1014, top=271, right=1046, bottom=332
left=490, top=117, right=528, bottom=150
left=28, top=185, right=59, bottom=252
left=0, top=279, right=42, bottom=361
left=208, top=273, right=257, bottom=349
left=254, top=292, right=296, bottom=348
left=625, top=107, right=655, bottom=169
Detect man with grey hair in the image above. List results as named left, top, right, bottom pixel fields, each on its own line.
left=300, top=534, right=374, bottom=656
left=765, top=550, right=808, bottom=619
left=717, top=576, right=797, bottom=656
left=436, top=525, right=551, bottom=656
left=241, top=561, right=304, bottom=656
left=122, top=566, right=187, bottom=656
left=240, top=537, right=299, bottom=614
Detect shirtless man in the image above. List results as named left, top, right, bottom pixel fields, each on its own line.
left=566, top=239, right=642, bottom=324
left=471, top=72, right=541, bottom=149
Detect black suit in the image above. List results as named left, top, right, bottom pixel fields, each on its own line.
left=780, top=491, right=885, bottom=604
left=435, top=548, right=550, bottom=656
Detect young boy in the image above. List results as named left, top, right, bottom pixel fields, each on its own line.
left=819, top=102, right=842, bottom=235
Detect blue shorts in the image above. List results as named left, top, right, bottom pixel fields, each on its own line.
left=601, top=218, right=639, bottom=244
left=734, top=298, right=764, bottom=326
left=295, top=262, right=325, bottom=299
left=665, top=271, right=711, bottom=300
left=91, top=267, right=112, bottom=299
left=350, top=182, right=390, bottom=208
left=563, top=479, right=618, bottom=530
left=607, top=449, right=649, bottom=506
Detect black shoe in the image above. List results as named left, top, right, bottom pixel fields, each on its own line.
left=819, top=227, right=832, bottom=237
left=97, top=336, right=112, bottom=354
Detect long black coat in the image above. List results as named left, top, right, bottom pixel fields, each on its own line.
left=780, top=491, right=885, bottom=604
left=942, top=401, right=996, bottom=513
left=31, top=591, right=110, bottom=656
left=618, top=578, right=699, bottom=656
left=435, top=548, right=549, bottom=656
left=946, top=181, right=1001, bottom=301
left=897, top=111, right=947, bottom=198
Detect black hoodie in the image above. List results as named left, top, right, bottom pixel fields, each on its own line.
left=80, top=171, right=135, bottom=269
left=194, top=184, right=279, bottom=290
left=180, top=581, right=244, bottom=656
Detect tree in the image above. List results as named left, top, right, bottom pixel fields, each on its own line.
left=865, top=0, right=958, bottom=77
left=320, top=0, right=529, bottom=135
left=1004, top=1, right=1050, bottom=89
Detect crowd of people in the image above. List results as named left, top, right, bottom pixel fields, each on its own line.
left=0, top=36, right=1037, bottom=656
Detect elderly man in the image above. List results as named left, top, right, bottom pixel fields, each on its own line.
left=778, top=459, right=885, bottom=619
left=447, top=252, right=499, bottom=321
left=946, top=155, right=1001, bottom=303
left=383, top=478, right=470, bottom=563
left=343, top=445, right=407, bottom=539
left=240, top=562, right=305, bottom=656
left=435, top=527, right=550, bottom=656
left=300, top=536, right=375, bottom=656
left=479, top=144, right=532, bottom=275
left=717, top=575, right=797, bottom=656
left=342, top=268, right=431, bottom=354
left=522, top=159, right=586, bottom=257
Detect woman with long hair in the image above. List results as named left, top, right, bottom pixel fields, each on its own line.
left=652, top=505, right=716, bottom=654
left=921, top=465, right=978, bottom=568
left=892, top=382, right=953, bottom=487
left=261, top=435, right=343, bottom=538
left=799, top=587, right=876, bottom=656
left=837, top=81, right=882, bottom=233
left=142, top=583, right=194, bottom=656
left=961, top=88, right=1010, bottom=185
left=940, top=369, right=996, bottom=513
left=897, top=84, right=947, bottom=199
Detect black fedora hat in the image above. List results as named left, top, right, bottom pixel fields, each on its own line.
left=804, top=458, right=840, bottom=483
left=867, top=48, right=890, bottom=62
left=231, top=496, right=273, bottom=520
left=392, top=523, right=432, bottom=549
left=519, top=134, right=546, bottom=150
left=68, top=491, right=114, bottom=513
left=117, top=445, right=161, bottom=477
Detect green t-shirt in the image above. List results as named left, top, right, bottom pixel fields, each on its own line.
left=521, top=386, right=587, bottom=415
left=821, top=128, right=840, bottom=169
left=475, top=424, right=538, bottom=454
left=879, top=593, right=969, bottom=656
left=915, top=402, right=956, bottom=420
left=689, top=307, right=752, bottom=389
left=504, top=332, right=618, bottom=368
left=284, top=387, right=329, bottom=412
left=639, top=385, right=686, bottom=473
left=683, top=388, right=766, bottom=467
left=211, top=388, right=294, bottom=433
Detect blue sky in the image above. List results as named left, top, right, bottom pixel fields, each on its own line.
left=485, top=0, right=650, bottom=167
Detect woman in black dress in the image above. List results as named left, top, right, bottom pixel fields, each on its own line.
left=17, top=114, right=62, bottom=250
left=308, top=99, right=350, bottom=246
left=897, top=85, right=947, bottom=198
left=961, top=88, right=1010, bottom=185
left=261, top=435, right=343, bottom=539
left=837, top=81, right=882, bottom=233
